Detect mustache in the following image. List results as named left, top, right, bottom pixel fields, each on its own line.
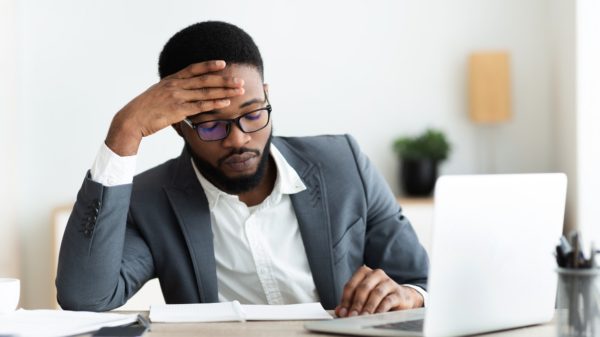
left=217, top=148, right=261, bottom=166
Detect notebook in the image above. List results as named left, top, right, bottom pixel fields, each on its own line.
left=305, top=173, right=567, bottom=337
left=149, top=301, right=332, bottom=322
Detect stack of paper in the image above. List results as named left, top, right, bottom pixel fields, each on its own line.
left=0, top=309, right=138, bottom=337
left=149, top=301, right=333, bottom=323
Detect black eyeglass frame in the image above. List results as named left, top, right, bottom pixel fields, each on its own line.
left=183, top=93, right=272, bottom=142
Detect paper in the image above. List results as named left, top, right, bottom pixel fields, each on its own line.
left=242, top=303, right=334, bottom=321
left=149, top=301, right=243, bottom=323
left=0, top=309, right=138, bottom=337
left=149, top=301, right=333, bottom=323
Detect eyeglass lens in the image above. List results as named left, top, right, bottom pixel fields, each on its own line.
left=197, top=109, right=269, bottom=141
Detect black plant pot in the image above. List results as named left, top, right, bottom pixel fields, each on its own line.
left=400, top=158, right=438, bottom=196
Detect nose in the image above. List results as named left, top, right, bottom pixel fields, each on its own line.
left=221, top=123, right=251, bottom=148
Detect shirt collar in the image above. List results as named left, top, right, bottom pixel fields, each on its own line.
left=191, top=143, right=307, bottom=209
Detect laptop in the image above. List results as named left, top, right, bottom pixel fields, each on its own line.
left=305, top=173, right=567, bottom=337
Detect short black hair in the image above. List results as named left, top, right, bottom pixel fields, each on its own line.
left=158, top=21, right=264, bottom=79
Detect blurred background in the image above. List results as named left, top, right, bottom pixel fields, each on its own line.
left=0, top=0, right=598, bottom=309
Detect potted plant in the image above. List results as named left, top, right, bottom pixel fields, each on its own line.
left=392, top=128, right=451, bottom=196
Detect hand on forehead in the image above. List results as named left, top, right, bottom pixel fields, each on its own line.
left=193, top=63, right=267, bottom=117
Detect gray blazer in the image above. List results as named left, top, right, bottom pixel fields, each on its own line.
left=56, top=134, right=428, bottom=311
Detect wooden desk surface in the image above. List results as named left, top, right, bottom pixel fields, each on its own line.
left=142, top=320, right=556, bottom=337
left=77, top=311, right=558, bottom=337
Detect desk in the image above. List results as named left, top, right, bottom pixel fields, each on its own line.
left=143, top=320, right=555, bottom=337
left=76, top=311, right=557, bottom=337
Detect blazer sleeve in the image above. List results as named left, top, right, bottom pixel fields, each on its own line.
left=55, top=172, right=155, bottom=311
left=346, top=135, right=429, bottom=290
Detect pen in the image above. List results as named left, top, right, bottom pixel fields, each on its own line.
left=556, top=232, right=600, bottom=336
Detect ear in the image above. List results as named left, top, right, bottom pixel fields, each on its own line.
left=263, top=83, right=269, bottom=96
left=172, top=122, right=184, bottom=137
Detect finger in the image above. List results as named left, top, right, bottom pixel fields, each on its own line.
left=376, top=287, right=418, bottom=312
left=179, top=99, right=232, bottom=117
left=374, top=293, right=399, bottom=313
left=334, top=305, right=342, bottom=318
left=338, top=266, right=372, bottom=317
left=361, top=279, right=396, bottom=314
left=179, top=74, right=244, bottom=90
left=177, top=87, right=245, bottom=103
left=171, top=60, right=227, bottom=79
left=174, top=99, right=229, bottom=125
left=348, top=269, right=388, bottom=316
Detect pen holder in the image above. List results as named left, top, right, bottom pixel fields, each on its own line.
left=557, top=268, right=600, bottom=337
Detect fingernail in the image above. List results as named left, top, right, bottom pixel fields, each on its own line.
left=339, top=308, right=347, bottom=317
left=349, top=310, right=358, bottom=317
left=215, top=60, right=225, bottom=67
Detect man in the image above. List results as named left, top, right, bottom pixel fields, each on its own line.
left=56, top=21, right=428, bottom=317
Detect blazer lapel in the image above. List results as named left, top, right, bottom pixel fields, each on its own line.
left=164, top=149, right=219, bottom=303
left=275, top=139, right=338, bottom=308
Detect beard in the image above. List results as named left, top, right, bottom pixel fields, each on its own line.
left=186, top=132, right=273, bottom=195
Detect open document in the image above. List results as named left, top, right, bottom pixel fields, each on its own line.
left=149, top=301, right=333, bottom=323
left=0, top=309, right=138, bottom=337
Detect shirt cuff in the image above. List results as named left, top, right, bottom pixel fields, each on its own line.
left=403, top=284, right=429, bottom=308
left=90, top=142, right=137, bottom=186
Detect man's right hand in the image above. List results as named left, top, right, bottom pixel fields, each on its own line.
left=105, top=60, right=245, bottom=156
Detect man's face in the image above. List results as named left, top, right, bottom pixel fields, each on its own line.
left=180, top=64, right=272, bottom=194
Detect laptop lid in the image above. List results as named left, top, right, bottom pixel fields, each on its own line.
left=424, top=173, right=566, bottom=336
left=305, top=173, right=567, bottom=337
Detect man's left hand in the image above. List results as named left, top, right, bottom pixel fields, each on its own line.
left=334, top=265, right=424, bottom=317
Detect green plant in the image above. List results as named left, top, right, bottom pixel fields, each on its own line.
left=393, top=128, right=451, bottom=161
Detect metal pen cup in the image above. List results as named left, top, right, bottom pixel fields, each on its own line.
left=557, top=268, right=600, bottom=337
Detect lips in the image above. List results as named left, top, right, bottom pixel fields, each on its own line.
left=222, top=152, right=258, bottom=172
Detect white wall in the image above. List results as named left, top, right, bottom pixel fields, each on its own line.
left=0, top=0, right=20, bottom=280
left=13, top=0, right=557, bottom=308
left=550, top=0, right=600, bottom=244
left=576, top=0, right=600, bottom=246
left=550, top=0, right=577, bottom=232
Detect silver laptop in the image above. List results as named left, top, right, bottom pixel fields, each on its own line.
left=305, top=173, right=567, bottom=337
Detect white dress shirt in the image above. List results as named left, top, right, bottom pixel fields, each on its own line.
left=90, top=143, right=428, bottom=306
left=192, top=145, right=319, bottom=304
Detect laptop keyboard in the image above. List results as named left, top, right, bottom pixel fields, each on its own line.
left=373, top=319, right=424, bottom=332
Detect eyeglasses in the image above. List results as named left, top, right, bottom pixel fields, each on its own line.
left=183, top=94, right=272, bottom=142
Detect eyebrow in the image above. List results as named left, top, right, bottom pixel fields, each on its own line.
left=240, top=97, right=264, bottom=109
